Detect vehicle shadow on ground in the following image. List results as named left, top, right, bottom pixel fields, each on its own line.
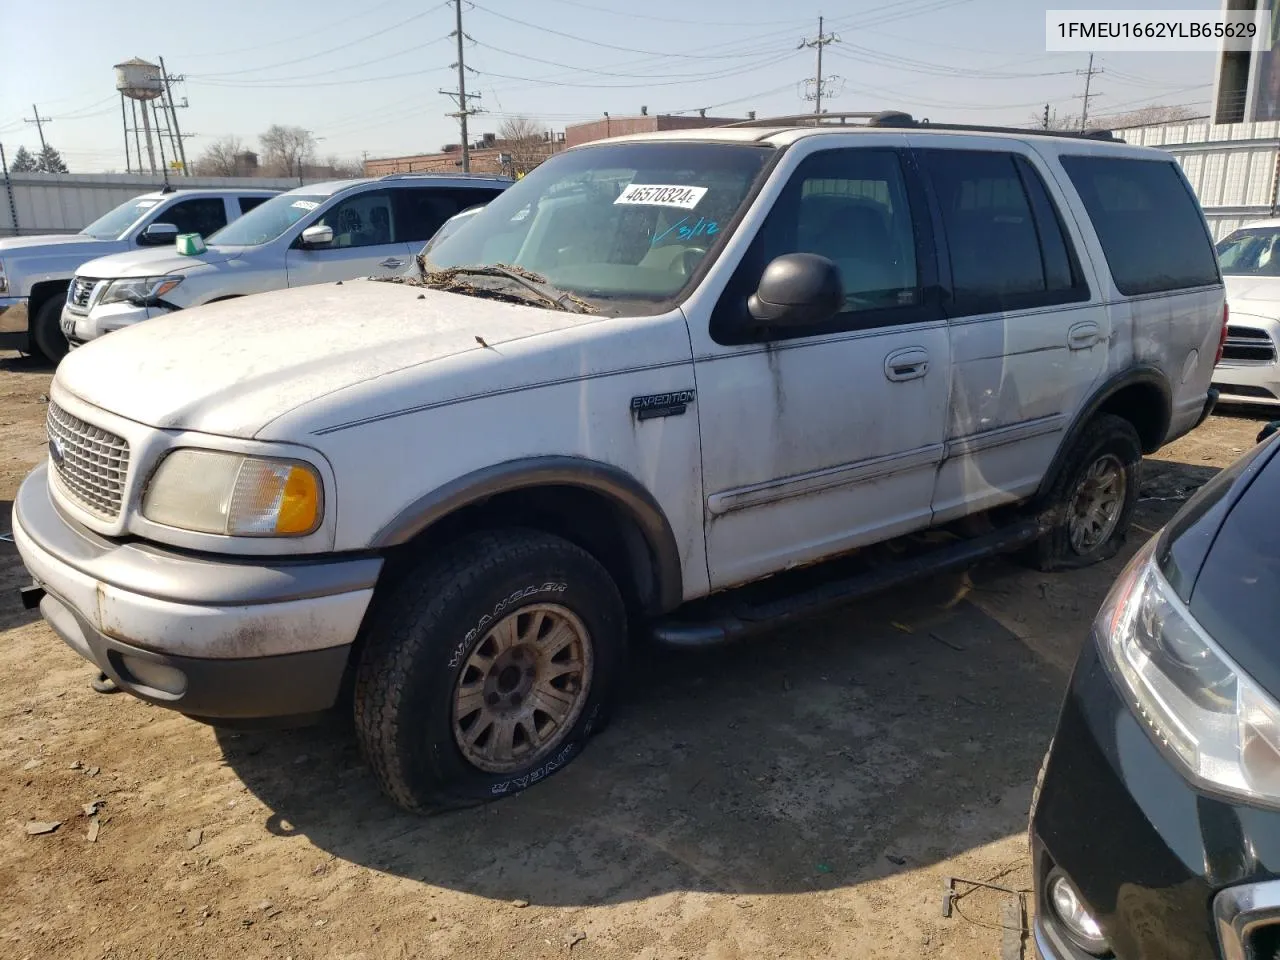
left=220, top=570, right=1069, bottom=906
left=0, top=351, right=51, bottom=374
left=0, top=500, right=40, bottom=630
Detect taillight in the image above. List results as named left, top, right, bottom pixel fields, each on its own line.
left=1215, top=302, right=1229, bottom=365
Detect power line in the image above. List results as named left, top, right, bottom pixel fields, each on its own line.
left=527, top=0, right=796, bottom=28
left=478, top=51, right=799, bottom=92
left=472, top=39, right=795, bottom=82
left=175, top=0, right=415, bottom=58
left=184, top=36, right=451, bottom=86
left=190, top=5, right=449, bottom=79
left=799, top=16, right=840, bottom=115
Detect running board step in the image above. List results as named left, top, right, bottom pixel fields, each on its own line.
left=649, top=518, right=1043, bottom=649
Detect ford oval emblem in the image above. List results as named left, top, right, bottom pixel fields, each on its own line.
left=48, top=435, right=65, bottom=468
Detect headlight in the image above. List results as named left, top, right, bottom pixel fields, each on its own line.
left=98, top=275, right=183, bottom=307
left=1098, top=538, right=1280, bottom=804
left=142, top=449, right=322, bottom=537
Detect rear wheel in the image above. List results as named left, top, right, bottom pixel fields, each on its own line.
left=1031, top=414, right=1142, bottom=571
left=31, top=296, right=68, bottom=364
left=353, top=529, right=626, bottom=812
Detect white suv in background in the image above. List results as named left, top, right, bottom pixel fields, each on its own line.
left=61, top=175, right=510, bottom=347
left=1213, top=219, right=1280, bottom=406
left=0, top=188, right=278, bottom=361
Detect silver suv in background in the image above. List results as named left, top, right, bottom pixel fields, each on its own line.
left=0, top=189, right=279, bottom=361
left=62, top=175, right=511, bottom=348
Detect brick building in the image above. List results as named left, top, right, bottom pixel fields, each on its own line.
left=364, top=113, right=748, bottom=177
left=563, top=113, right=746, bottom=148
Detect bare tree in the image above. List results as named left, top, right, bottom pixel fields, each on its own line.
left=259, top=125, right=316, bottom=177
left=497, top=116, right=549, bottom=176
left=1103, top=104, right=1203, bottom=128
left=193, top=135, right=245, bottom=176
left=322, top=154, right=364, bottom=178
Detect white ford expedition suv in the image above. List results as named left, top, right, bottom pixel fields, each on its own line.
left=13, top=113, right=1225, bottom=812
left=0, top=188, right=278, bottom=361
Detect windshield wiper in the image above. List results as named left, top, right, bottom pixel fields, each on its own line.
left=419, top=262, right=597, bottom=314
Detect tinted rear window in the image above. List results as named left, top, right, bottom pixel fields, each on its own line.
left=1059, top=155, right=1219, bottom=296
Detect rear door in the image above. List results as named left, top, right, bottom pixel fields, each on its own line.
left=1056, top=153, right=1224, bottom=438
left=285, top=188, right=413, bottom=287
left=913, top=142, right=1102, bottom=523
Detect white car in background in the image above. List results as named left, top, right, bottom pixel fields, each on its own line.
left=1214, top=219, right=1280, bottom=406
left=0, top=188, right=278, bottom=360
left=62, top=175, right=510, bottom=348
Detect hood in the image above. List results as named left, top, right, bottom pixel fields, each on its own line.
left=75, top=244, right=243, bottom=279
left=56, top=279, right=600, bottom=437
left=0, top=233, right=106, bottom=252
left=1225, top=275, right=1280, bottom=315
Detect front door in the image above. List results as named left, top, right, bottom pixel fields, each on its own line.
left=285, top=188, right=414, bottom=287
left=692, top=143, right=951, bottom=590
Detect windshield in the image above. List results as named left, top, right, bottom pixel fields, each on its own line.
left=1217, top=228, right=1280, bottom=276
left=420, top=206, right=484, bottom=258
left=80, top=197, right=163, bottom=241
left=422, top=141, right=774, bottom=312
left=206, top=193, right=327, bottom=246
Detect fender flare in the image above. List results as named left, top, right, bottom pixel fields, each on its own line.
left=1035, top=364, right=1172, bottom=501
left=371, top=456, right=684, bottom=612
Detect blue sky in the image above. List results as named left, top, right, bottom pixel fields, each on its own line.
left=1, top=0, right=1217, bottom=171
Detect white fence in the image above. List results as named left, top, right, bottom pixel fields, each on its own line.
left=1113, top=120, right=1280, bottom=239
left=0, top=172, right=320, bottom=237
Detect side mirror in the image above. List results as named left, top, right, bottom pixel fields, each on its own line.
left=300, top=224, right=334, bottom=248
left=1258, top=421, right=1280, bottom=444
left=138, top=222, right=179, bottom=246
left=747, top=253, right=843, bottom=329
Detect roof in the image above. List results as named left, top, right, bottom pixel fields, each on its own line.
left=1233, top=219, right=1280, bottom=231
left=577, top=112, right=1157, bottom=156
left=284, top=174, right=511, bottom=197
left=137, top=187, right=281, bottom=199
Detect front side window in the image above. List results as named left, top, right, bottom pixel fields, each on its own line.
left=711, top=147, right=938, bottom=343
left=161, top=198, right=228, bottom=238
left=1060, top=155, right=1220, bottom=295
left=313, top=189, right=395, bottom=249
left=206, top=193, right=326, bottom=246
left=422, top=141, right=774, bottom=313
left=1217, top=228, right=1280, bottom=276
left=80, top=197, right=162, bottom=240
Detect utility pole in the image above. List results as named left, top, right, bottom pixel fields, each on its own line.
left=158, top=57, right=190, bottom=176
left=799, top=16, right=841, bottom=115
left=1077, top=53, right=1103, bottom=131
left=24, top=104, right=51, bottom=153
left=439, top=0, right=482, bottom=173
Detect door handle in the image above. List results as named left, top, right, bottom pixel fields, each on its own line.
left=379, top=257, right=405, bottom=268
left=885, top=347, right=929, bottom=382
left=1067, top=321, right=1101, bottom=351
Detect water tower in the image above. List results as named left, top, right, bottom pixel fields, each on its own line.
left=115, top=57, right=187, bottom=176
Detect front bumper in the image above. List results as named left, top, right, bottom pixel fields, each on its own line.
left=11, top=464, right=382, bottom=720
left=1031, top=636, right=1280, bottom=960
left=61, top=301, right=164, bottom=346
left=0, top=296, right=29, bottom=334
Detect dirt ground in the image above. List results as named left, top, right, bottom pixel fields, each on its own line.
left=0, top=348, right=1266, bottom=960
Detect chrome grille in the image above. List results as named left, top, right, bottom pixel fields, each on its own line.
left=1222, top=326, right=1277, bottom=364
left=68, top=276, right=99, bottom=311
left=46, top=402, right=130, bottom=520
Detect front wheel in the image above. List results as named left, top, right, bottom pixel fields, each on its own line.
left=1030, top=413, right=1142, bottom=571
left=353, top=529, right=626, bottom=812
left=31, top=297, right=68, bottom=364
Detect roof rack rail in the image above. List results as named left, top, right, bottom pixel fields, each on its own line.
left=725, top=110, right=1120, bottom=142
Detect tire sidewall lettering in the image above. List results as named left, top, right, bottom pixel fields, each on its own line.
left=447, top=581, right=568, bottom=669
